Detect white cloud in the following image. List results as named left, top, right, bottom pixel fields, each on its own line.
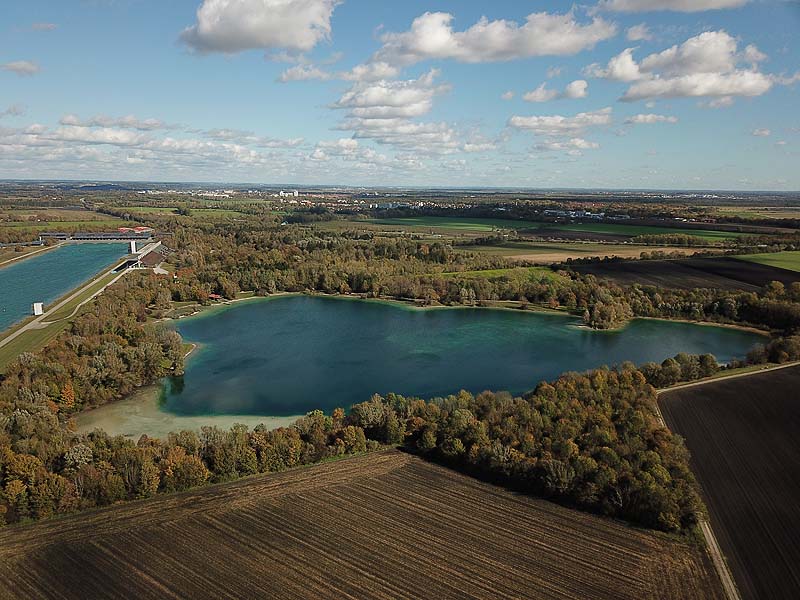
left=639, top=31, right=738, bottom=76
left=180, top=0, right=340, bottom=54
left=32, top=23, right=58, bottom=32
left=333, top=69, right=449, bottom=119
left=202, top=128, right=303, bottom=147
left=331, top=70, right=459, bottom=154
left=374, top=11, right=616, bottom=66
left=584, top=48, right=643, bottom=81
left=509, top=107, right=612, bottom=136
left=625, top=113, right=678, bottom=123
left=563, top=79, right=589, bottom=98
left=534, top=137, right=599, bottom=156
left=523, top=83, right=558, bottom=103
left=523, top=80, right=588, bottom=102
left=501, top=91, right=514, bottom=100
left=751, top=128, right=771, bottom=137
left=278, top=64, right=333, bottom=82
left=59, top=114, right=177, bottom=131
left=279, top=61, right=399, bottom=83
left=624, top=70, right=772, bottom=100
left=587, top=31, right=778, bottom=101
left=626, top=24, right=652, bottom=41
left=599, top=0, right=748, bottom=12
left=1, top=61, right=41, bottom=76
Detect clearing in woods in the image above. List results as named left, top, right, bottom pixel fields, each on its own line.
left=659, top=365, right=800, bottom=600
left=0, top=450, right=723, bottom=600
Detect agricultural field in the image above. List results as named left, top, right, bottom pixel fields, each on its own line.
left=367, top=217, right=744, bottom=242
left=462, top=241, right=696, bottom=264
left=736, top=251, right=800, bottom=273
left=0, top=208, right=125, bottom=231
left=713, top=206, right=800, bottom=220
left=573, top=256, right=800, bottom=291
left=0, top=451, right=723, bottom=600
left=442, top=266, right=564, bottom=282
left=660, top=365, right=800, bottom=600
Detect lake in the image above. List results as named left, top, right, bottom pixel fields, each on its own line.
left=0, top=243, right=127, bottom=332
left=162, top=295, right=765, bottom=417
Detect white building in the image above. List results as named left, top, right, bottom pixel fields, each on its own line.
left=32, top=302, right=44, bottom=316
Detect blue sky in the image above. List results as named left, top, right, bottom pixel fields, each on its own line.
left=1, top=0, right=798, bottom=189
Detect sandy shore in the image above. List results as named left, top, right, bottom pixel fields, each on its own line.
left=75, top=386, right=301, bottom=440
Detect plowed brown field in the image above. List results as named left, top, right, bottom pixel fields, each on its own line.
left=0, top=451, right=722, bottom=600
left=660, top=365, right=800, bottom=600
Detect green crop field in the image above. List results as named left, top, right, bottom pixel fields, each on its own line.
left=370, top=216, right=545, bottom=232
left=736, top=251, right=800, bottom=273
left=548, top=222, right=742, bottom=241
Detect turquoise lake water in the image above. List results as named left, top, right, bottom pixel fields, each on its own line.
left=0, top=244, right=127, bottom=332
left=163, top=295, right=765, bottom=417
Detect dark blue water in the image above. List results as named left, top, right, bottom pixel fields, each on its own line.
left=0, top=244, right=127, bottom=331
left=163, top=296, right=765, bottom=416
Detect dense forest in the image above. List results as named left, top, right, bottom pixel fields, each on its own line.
left=3, top=211, right=800, bottom=531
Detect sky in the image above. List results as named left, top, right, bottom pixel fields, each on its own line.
left=1, top=0, right=799, bottom=190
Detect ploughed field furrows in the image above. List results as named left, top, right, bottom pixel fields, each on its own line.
left=574, top=256, right=800, bottom=291
left=0, top=450, right=722, bottom=600
left=660, top=365, right=800, bottom=600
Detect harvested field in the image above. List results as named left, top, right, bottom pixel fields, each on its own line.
left=660, top=365, right=800, bottom=600
left=574, top=256, right=800, bottom=290
left=0, top=450, right=722, bottom=600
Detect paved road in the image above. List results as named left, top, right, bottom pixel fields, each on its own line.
left=0, top=265, right=128, bottom=350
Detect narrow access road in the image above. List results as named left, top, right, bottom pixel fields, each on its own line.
left=0, top=265, right=129, bottom=350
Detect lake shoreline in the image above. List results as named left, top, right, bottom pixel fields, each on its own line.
left=84, top=294, right=766, bottom=441
left=164, top=290, right=771, bottom=337
left=75, top=385, right=301, bottom=440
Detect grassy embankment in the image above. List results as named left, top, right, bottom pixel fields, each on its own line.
left=0, top=269, right=124, bottom=372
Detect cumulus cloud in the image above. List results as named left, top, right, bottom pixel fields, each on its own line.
left=330, top=70, right=460, bottom=154
left=509, top=107, right=612, bottom=136
left=333, top=69, right=449, bottom=120
left=1, top=61, right=41, bottom=76
left=32, top=23, right=58, bottom=31
left=626, top=24, right=652, bottom=41
left=599, top=0, right=748, bottom=12
left=625, top=113, right=678, bottom=123
left=180, top=0, right=340, bottom=54
left=501, top=91, right=515, bottom=100
left=59, top=114, right=177, bottom=131
left=587, top=31, right=779, bottom=101
left=751, top=128, right=771, bottom=137
left=584, top=48, right=642, bottom=81
left=373, top=11, right=616, bottom=66
left=523, top=80, right=588, bottom=102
